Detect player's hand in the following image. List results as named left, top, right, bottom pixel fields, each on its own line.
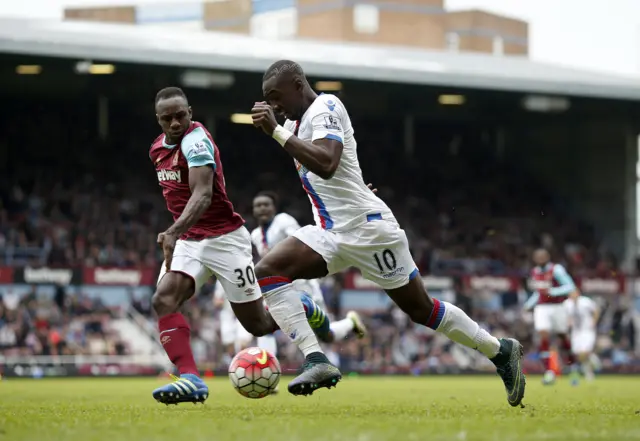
left=157, top=231, right=179, bottom=272
left=251, top=101, right=278, bottom=136
left=367, top=183, right=378, bottom=194
left=569, top=289, right=580, bottom=300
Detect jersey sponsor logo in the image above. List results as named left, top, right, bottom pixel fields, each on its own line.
left=157, top=169, right=182, bottom=183
left=323, top=115, right=340, bottom=131
left=530, top=279, right=552, bottom=290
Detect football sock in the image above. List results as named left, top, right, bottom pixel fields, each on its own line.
left=259, top=277, right=323, bottom=357
left=330, top=318, right=355, bottom=341
left=158, top=312, right=199, bottom=376
left=427, top=299, right=501, bottom=359
left=257, top=334, right=278, bottom=357
left=538, top=336, right=551, bottom=371
left=559, top=334, right=575, bottom=365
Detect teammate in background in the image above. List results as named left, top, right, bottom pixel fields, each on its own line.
left=250, top=60, right=526, bottom=407
left=213, top=282, right=254, bottom=358
left=149, top=87, right=330, bottom=405
left=563, top=291, right=599, bottom=385
left=524, top=248, right=576, bottom=385
left=251, top=191, right=368, bottom=350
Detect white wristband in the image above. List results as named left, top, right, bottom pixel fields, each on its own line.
left=272, top=125, right=293, bottom=147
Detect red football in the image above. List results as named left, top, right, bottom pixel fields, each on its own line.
left=228, top=347, right=281, bottom=399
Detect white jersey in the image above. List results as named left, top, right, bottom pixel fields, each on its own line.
left=251, top=213, right=299, bottom=256
left=284, top=94, right=394, bottom=232
left=563, top=296, right=598, bottom=332
left=251, top=212, right=324, bottom=303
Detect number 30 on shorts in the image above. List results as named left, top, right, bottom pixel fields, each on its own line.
left=373, top=249, right=397, bottom=272
left=234, top=266, right=256, bottom=288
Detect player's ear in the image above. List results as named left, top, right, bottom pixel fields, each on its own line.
left=188, top=106, right=193, bottom=118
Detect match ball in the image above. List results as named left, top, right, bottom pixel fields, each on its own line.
left=229, top=347, right=281, bottom=399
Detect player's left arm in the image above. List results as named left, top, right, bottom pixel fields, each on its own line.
left=251, top=101, right=343, bottom=179
left=549, top=264, right=576, bottom=296
left=590, top=299, right=600, bottom=327
left=164, top=137, right=215, bottom=237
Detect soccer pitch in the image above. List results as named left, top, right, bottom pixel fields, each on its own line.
left=1, top=376, right=638, bottom=441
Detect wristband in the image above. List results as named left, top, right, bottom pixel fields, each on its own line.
left=272, top=125, right=293, bottom=147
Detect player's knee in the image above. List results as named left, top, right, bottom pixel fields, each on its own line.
left=152, top=289, right=179, bottom=315
left=152, top=275, right=193, bottom=315
left=254, top=259, right=280, bottom=280
left=240, top=320, right=271, bottom=337
left=407, top=301, right=434, bottom=325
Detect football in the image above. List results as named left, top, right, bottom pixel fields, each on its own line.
left=228, top=347, right=281, bottom=398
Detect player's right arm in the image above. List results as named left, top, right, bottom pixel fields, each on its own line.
left=588, top=298, right=600, bottom=328
left=252, top=97, right=344, bottom=179
left=549, top=264, right=576, bottom=297
left=164, top=134, right=215, bottom=237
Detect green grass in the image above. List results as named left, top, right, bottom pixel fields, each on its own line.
left=1, top=376, right=639, bottom=441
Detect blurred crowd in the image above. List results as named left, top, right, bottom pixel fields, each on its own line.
left=0, top=285, right=127, bottom=358
left=0, top=101, right=618, bottom=276
left=0, top=96, right=635, bottom=373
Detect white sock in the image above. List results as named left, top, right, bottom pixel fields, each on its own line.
left=257, top=334, right=278, bottom=357
left=330, top=318, right=354, bottom=341
left=262, top=282, right=323, bottom=357
left=429, top=299, right=500, bottom=359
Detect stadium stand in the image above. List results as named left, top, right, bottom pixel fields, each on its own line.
left=0, top=18, right=638, bottom=377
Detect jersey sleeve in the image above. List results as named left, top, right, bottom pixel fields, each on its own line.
left=279, top=213, right=301, bottom=237
left=180, top=129, right=216, bottom=169
left=550, top=264, right=576, bottom=296
left=309, top=95, right=345, bottom=144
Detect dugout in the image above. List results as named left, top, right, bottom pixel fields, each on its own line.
left=1, top=18, right=640, bottom=266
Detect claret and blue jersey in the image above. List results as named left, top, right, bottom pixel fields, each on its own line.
left=526, top=263, right=576, bottom=308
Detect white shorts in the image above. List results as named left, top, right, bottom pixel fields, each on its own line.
left=219, top=310, right=254, bottom=346
left=571, top=330, right=596, bottom=354
left=533, top=303, right=569, bottom=333
left=157, top=227, right=261, bottom=303
left=293, top=218, right=419, bottom=290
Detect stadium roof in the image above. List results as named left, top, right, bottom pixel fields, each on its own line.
left=1, top=18, right=640, bottom=100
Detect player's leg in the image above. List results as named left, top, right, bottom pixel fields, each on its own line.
left=152, top=241, right=210, bottom=405
left=256, top=333, right=280, bottom=394
left=219, top=310, right=240, bottom=363
left=255, top=226, right=346, bottom=395
left=207, top=226, right=334, bottom=392
left=553, top=305, right=575, bottom=374
left=297, top=278, right=367, bottom=342
left=533, top=305, right=555, bottom=384
left=350, top=219, right=525, bottom=407
left=234, top=320, right=255, bottom=352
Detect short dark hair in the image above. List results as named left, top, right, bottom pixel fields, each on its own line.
left=254, top=191, right=279, bottom=207
left=263, top=60, right=305, bottom=82
left=155, top=87, right=188, bottom=105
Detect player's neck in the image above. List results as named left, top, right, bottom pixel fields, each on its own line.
left=299, top=88, right=318, bottom=118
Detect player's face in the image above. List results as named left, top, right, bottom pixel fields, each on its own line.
left=253, top=196, right=276, bottom=225
left=156, top=96, right=192, bottom=143
left=262, top=76, right=304, bottom=121
left=533, top=250, right=550, bottom=267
